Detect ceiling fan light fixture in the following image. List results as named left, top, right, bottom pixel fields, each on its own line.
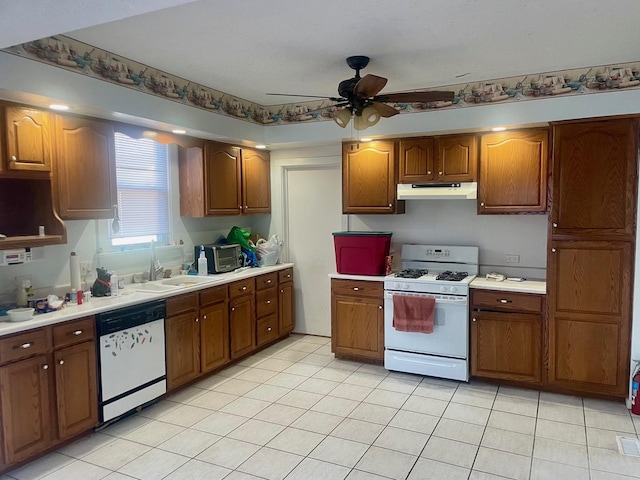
left=334, top=108, right=351, bottom=128
left=361, top=106, right=381, bottom=127
left=353, top=114, right=368, bottom=131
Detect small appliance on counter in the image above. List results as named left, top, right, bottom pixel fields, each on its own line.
left=196, top=244, right=242, bottom=274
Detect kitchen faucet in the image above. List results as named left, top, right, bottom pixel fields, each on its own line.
left=149, top=240, right=164, bottom=281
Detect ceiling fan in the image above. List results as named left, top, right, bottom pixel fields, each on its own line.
left=267, top=55, right=455, bottom=130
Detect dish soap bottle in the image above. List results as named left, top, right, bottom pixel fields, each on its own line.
left=198, top=246, right=208, bottom=276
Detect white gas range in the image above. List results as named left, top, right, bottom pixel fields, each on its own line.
left=383, top=244, right=479, bottom=381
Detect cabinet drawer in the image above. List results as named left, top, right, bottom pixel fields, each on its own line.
left=256, top=272, right=278, bottom=291
left=278, top=268, right=293, bottom=284
left=257, top=314, right=279, bottom=346
left=200, top=285, right=227, bottom=307
left=331, top=279, right=383, bottom=298
left=0, top=327, right=52, bottom=364
left=256, top=288, right=277, bottom=318
left=471, top=289, right=543, bottom=313
left=53, top=317, right=95, bottom=348
left=229, top=278, right=255, bottom=298
left=166, top=293, right=198, bottom=316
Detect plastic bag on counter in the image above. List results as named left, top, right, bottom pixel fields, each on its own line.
left=256, top=234, right=282, bottom=266
left=227, top=226, right=255, bottom=251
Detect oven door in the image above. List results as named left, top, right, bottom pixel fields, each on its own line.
left=384, top=290, right=468, bottom=358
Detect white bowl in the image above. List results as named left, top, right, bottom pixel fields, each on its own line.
left=7, top=308, right=34, bottom=322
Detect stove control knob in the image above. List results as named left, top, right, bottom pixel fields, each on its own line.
left=402, top=283, right=410, bottom=290
left=440, top=286, right=447, bottom=292
left=450, top=286, right=457, bottom=293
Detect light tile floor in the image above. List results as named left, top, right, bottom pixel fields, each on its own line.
left=5, top=334, right=640, bottom=480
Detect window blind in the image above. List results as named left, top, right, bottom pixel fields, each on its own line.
left=111, top=133, right=169, bottom=243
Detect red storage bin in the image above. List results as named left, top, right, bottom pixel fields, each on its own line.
left=333, top=231, right=392, bottom=275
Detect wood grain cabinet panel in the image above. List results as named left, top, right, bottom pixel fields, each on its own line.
left=55, top=115, right=117, bottom=219
left=166, top=311, right=200, bottom=390
left=398, top=138, right=435, bottom=183
left=4, top=106, right=52, bottom=173
left=479, top=129, right=548, bottom=213
left=551, top=118, right=638, bottom=239
left=343, top=140, right=403, bottom=214
left=436, top=134, right=477, bottom=183
left=278, top=281, right=295, bottom=335
left=230, top=295, right=256, bottom=359
left=205, top=141, right=242, bottom=215
left=200, top=301, right=229, bottom=373
left=242, top=147, right=271, bottom=214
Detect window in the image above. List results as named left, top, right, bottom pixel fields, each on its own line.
left=110, top=133, right=170, bottom=247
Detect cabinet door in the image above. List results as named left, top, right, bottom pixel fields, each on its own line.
left=55, top=115, right=117, bottom=219
left=331, top=294, right=384, bottom=361
left=229, top=295, right=256, bottom=359
left=471, top=311, right=542, bottom=384
left=166, top=312, right=200, bottom=390
left=0, top=355, right=53, bottom=465
left=479, top=129, right=548, bottom=214
left=242, top=148, right=271, bottom=214
left=551, top=118, right=638, bottom=239
left=342, top=141, right=401, bottom=214
left=547, top=240, right=632, bottom=397
left=398, top=138, right=434, bottom=184
left=205, top=141, right=242, bottom=216
left=5, top=106, right=52, bottom=173
left=436, top=134, right=478, bottom=183
left=200, top=301, right=230, bottom=373
left=54, top=341, right=98, bottom=439
left=278, top=282, right=294, bottom=335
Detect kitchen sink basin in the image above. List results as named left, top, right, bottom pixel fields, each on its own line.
left=131, top=282, right=181, bottom=293
left=160, top=275, right=214, bottom=287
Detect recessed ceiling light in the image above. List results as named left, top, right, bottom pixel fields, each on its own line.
left=492, top=127, right=506, bottom=132
left=172, top=129, right=186, bottom=134
left=255, top=144, right=267, bottom=149
left=49, top=104, right=69, bottom=111
left=360, top=137, right=373, bottom=142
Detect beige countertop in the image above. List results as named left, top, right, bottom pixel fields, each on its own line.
left=0, top=264, right=294, bottom=336
left=470, top=277, right=546, bottom=294
left=329, top=273, right=386, bottom=282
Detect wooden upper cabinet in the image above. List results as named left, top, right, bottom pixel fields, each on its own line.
left=478, top=129, right=548, bottom=214
left=398, top=138, right=435, bottom=183
left=342, top=140, right=404, bottom=214
left=436, top=134, right=477, bottom=183
left=242, top=147, right=271, bottom=214
left=546, top=240, right=632, bottom=397
left=55, top=115, right=117, bottom=219
left=3, top=105, right=52, bottom=174
left=398, top=135, right=477, bottom=184
left=551, top=118, right=638, bottom=239
left=205, top=141, right=242, bottom=216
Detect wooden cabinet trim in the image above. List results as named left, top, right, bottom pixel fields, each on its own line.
left=53, top=317, right=95, bottom=349
left=166, top=292, right=199, bottom=317
left=0, top=328, right=52, bottom=365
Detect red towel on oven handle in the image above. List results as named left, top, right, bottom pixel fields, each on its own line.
left=392, top=295, right=435, bottom=334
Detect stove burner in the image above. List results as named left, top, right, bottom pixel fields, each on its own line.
left=436, top=271, right=468, bottom=281
left=395, top=269, right=428, bottom=279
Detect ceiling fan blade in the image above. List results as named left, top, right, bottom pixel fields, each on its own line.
left=371, top=102, right=399, bottom=118
left=374, top=91, right=455, bottom=103
left=354, top=74, right=388, bottom=97
left=266, top=93, right=344, bottom=102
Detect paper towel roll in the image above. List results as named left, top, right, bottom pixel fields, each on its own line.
left=70, top=252, right=82, bottom=291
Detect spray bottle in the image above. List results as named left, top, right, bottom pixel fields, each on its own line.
left=198, top=246, right=208, bottom=276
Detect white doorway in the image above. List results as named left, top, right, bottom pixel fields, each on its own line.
left=284, top=165, right=343, bottom=336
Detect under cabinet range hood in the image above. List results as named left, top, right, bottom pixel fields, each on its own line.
left=397, top=182, right=477, bottom=200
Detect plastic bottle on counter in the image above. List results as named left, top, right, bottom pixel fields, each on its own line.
left=198, top=246, right=208, bottom=276
left=69, top=288, right=78, bottom=305
left=110, top=273, right=119, bottom=296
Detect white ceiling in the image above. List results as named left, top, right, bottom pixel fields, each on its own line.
left=3, top=0, right=640, bottom=108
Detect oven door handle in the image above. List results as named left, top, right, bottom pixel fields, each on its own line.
left=384, top=291, right=467, bottom=305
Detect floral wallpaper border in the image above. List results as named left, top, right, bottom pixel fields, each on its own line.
left=4, top=34, right=640, bottom=126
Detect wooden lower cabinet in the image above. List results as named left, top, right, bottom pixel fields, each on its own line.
left=331, top=279, right=384, bottom=362
left=0, top=354, right=54, bottom=465
left=230, top=295, right=256, bottom=359
left=200, top=300, right=229, bottom=373
left=470, top=289, right=544, bottom=385
left=54, top=341, right=98, bottom=439
left=278, top=282, right=294, bottom=334
left=166, top=311, right=200, bottom=390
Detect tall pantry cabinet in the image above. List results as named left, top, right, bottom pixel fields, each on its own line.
left=547, top=116, right=638, bottom=398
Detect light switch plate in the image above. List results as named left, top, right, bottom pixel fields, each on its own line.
left=505, top=254, right=520, bottom=264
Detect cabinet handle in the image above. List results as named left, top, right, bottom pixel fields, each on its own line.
left=18, top=342, right=32, bottom=349
left=203, top=315, right=207, bottom=320
left=280, top=289, right=284, bottom=293
left=553, top=222, right=558, bottom=228
left=439, top=171, right=443, bottom=175
left=480, top=202, right=485, bottom=207
left=388, top=203, right=392, bottom=208
left=242, top=286, right=247, bottom=291
left=353, top=287, right=360, bottom=291
left=42, top=364, right=49, bottom=370
left=72, top=330, right=83, bottom=336
left=379, top=305, right=383, bottom=310
left=427, top=170, right=432, bottom=175
left=267, top=279, right=272, bottom=284
left=472, top=318, right=477, bottom=322
left=231, top=307, right=235, bottom=311
left=245, top=205, right=248, bottom=209
left=59, top=360, right=64, bottom=365
left=498, top=299, right=512, bottom=304
left=551, top=248, right=556, bottom=253
left=267, top=327, right=272, bottom=332
left=195, top=318, right=199, bottom=323
left=266, top=300, right=271, bottom=304
left=11, top=155, right=17, bottom=161
left=286, top=274, right=291, bottom=278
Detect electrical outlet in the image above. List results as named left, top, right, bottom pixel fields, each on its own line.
left=80, top=261, right=92, bottom=278
left=505, top=254, right=520, bottom=264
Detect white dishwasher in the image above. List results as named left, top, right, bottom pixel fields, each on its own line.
left=96, top=299, right=166, bottom=424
